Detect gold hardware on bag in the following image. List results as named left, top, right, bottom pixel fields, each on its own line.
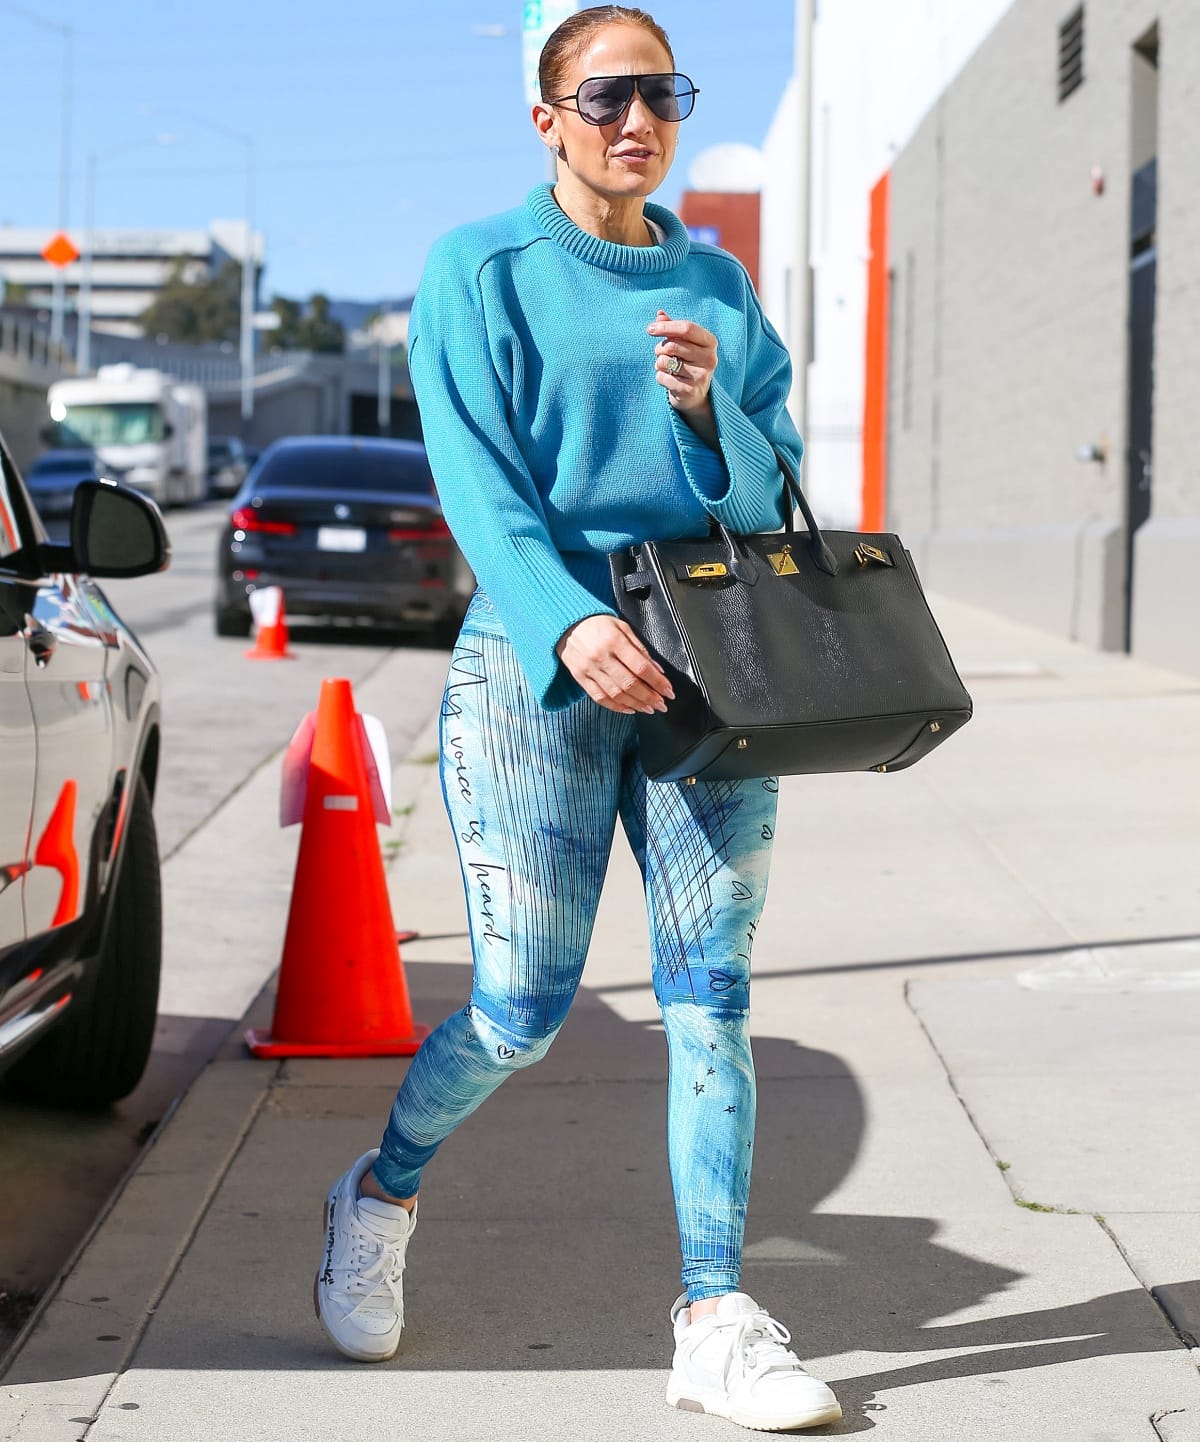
left=766, top=545, right=800, bottom=577
left=929, top=721, right=941, bottom=733
left=736, top=738, right=748, bottom=749
left=854, top=543, right=893, bottom=568
left=684, top=776, right=697, bottom=785
left=685, top=562, right=728, bottom=579
left=874, top=764, right=888, bottom=773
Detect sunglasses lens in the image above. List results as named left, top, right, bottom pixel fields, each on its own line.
left=577, top=76, right=635, bottom=124
left=573, top=74, right=696, bottom=124
left=641, top=75, right=685, bottom=122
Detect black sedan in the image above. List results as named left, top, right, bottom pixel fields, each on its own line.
left=214, top=436, right=472, bottom=642
left=1, top=439, right=170, bottom=1107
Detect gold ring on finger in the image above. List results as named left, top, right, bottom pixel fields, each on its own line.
left=666, top=354, right=684, bottom=376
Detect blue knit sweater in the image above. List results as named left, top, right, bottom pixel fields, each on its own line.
left=407, top=182, right=803, bottom=710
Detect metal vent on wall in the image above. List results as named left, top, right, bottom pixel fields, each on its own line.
left=1058, top=6, right=1085, bottom=102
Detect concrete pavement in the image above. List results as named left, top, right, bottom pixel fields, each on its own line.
left=3, top=595, right=1200, bottom=1440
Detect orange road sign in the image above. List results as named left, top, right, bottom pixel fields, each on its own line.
left=42, top=233, right=80, bottom=268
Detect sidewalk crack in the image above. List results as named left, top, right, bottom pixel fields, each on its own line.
left=904, top=982, right=1199, bottom=1362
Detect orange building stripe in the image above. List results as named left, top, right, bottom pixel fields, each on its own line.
left=861, top=172, right=890, bottom=531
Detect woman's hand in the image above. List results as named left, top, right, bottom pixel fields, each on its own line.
left=648, top=309, right=718, bottom=417
left=556, top=614, right=675, bottom=715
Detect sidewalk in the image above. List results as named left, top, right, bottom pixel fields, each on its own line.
left=4, top=597, right=1200, bottom=1441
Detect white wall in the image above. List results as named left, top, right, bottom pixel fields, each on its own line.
left=760, top=0, right=1014, bottom=527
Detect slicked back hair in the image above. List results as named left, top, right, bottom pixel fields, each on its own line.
left=538, top=6, right=674, bottom=102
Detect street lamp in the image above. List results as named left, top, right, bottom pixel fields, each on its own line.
left=164, top=110, right=257, bottom=425
left=78, top=135, right=176, bottom=375
left=2, top=2, right=72, bottom=354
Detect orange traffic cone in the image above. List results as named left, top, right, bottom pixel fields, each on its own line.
left=244, top=585, right=295, bottom=660
left=246, top=677, right=429, bottom=1058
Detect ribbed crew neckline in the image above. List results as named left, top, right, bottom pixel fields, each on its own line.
left=526, top=183, right=691, bottom=274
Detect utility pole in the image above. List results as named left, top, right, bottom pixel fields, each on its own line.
left=522, top=0, right=577, bottom=181
left=53, top=20, right=71, bottom=353
left=789, top=0, right=815, bottom=441
left=78, top=135, right=175, bottom=375
left=377, top=306, right=392, bottom=435
left=168, top=111, right=258, bottom=424
left=79, top=153, right=96, bottom=375
left=240, top=140, right=256, bottom=426
left=3, top=4, right=72, bottom=354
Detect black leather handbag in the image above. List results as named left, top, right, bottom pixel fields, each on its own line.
left=608, top=451, right=973, bottom=783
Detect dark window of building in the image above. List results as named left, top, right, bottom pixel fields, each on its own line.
left=1058, top=6, right=1085, bottom=103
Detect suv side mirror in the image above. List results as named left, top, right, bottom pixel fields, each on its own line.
left=70, top=478, right=171, bottom=578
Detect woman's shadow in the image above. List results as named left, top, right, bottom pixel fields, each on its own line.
left=53, top=956, right=1194, bottom=1438
left=364, top=961, right=1196, bottom=1433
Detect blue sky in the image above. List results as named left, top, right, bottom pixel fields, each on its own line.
left=0, top=0, right=795, bottom=303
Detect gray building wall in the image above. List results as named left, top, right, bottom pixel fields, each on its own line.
left=886, top=0, right=1200, bottom=672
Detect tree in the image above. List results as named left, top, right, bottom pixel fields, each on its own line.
left=138, top=259, right=243, bottom=343
left=268, top=295, right=304, bottom=349
left=264, top=292, right=345, bottom=354
left=296, top=293, right=345, bottom=354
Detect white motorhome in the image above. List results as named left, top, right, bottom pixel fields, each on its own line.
left=46, top=365, right=208, bottom=507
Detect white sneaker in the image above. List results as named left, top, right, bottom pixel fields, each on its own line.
left=666, top=1292, right=843, bottom=1432
left=313, top=1148, right=417, bottom=1362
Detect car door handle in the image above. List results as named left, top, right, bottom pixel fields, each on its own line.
left=24, top=623, right=57, bottom=668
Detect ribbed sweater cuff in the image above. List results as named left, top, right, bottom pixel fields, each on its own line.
left=672, top=379, right=785, bottom=535
left=669, top=403, right=728, bottom=505
left=492, top=535, right=618, bottom=710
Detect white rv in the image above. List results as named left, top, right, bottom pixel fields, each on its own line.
left=46, top=365, right=208, bottom=507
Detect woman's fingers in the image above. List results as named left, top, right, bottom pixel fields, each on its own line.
left=556, top=615, right=675, bottom=714
left=649, top=311, right=717, bottom=412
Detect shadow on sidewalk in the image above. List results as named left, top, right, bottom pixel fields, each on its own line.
left=10, top=960, right=1197, bottom=1435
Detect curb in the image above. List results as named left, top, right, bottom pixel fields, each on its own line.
left=0, top=983, right=280, bottom=1436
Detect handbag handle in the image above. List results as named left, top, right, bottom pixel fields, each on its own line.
left=706, top=447, right=839, bottom=579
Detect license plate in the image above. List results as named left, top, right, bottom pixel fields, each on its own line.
left=317, top=526, right=367, bottom=553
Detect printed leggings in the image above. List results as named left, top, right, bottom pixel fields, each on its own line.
left=374, top=591, right=779, bottom=1301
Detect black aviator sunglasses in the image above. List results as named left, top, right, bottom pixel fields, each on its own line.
left=547, top=72, right=699, bottom=126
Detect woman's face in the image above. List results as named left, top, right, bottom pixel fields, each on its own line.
left=539, top=24, right=680, bottom=201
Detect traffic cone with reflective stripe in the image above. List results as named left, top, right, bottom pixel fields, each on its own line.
left=246, top=677, right=428, bottom=1058
left=244, top=585, right=294, bottom=660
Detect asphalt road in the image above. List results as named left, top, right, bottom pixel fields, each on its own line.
left=0, top=499, right=449, bottom=1360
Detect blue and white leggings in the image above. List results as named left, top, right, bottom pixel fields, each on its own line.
left=374, top=591, right=779, bottom=1301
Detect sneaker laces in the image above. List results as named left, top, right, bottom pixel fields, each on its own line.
left=720, top=1310, right=808, bottom=1385
left=341, top=1210, right=407, bottom=1322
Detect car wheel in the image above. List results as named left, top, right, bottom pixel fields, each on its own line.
left=6, top=777, right=162, bottom=1109
left=215, top=603, right=252, bottom=638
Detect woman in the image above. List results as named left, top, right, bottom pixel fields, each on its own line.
left=314, top=6, right=842, bottom=1431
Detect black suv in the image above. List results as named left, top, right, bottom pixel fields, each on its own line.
left=0, top=434, right=169, bottom=1107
